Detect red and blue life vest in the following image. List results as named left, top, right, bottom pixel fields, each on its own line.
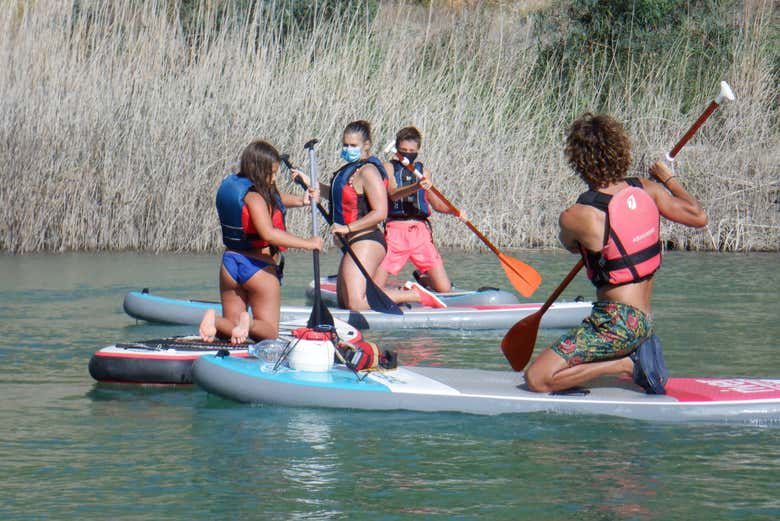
left=387, top=160, right=431, bottom=220
left=576, top=177, right=661, bottom=288
left=329, top=156, right=388, bottom=225
left=216, top=174, right=287, bottom=252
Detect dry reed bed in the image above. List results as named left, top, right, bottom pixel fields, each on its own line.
left=0, top=0, right=777, bottom=253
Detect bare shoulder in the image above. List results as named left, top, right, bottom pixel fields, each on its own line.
left=559, top=204, right=590, bottom=228
left=244, top=191, right=268, bottom=209
left=357, top=162, right=382, bottom=183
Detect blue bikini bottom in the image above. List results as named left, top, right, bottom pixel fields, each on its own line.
left=222, top=251, right=282, bottom=285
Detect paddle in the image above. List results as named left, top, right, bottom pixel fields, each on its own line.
left=500, top=81, right=736, bottom=371
left=383, top=143, right=542, bottom=298
left=302, top=139, right=334, bottom=329
left=284, top=151, right=403, bottom=316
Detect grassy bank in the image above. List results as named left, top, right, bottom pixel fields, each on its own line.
left=1, top=0, right=777, bottom=253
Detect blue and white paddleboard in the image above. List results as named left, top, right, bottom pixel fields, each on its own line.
left=123, top=289, right=592, bottom=331
left=192, top=355, right=780, bottom=423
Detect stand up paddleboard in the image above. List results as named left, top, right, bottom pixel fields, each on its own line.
left=192, top=355, right=780, bottom=423
left=123, top=289, right=592, bottom=331
left=89, top=318, right=360, bottom=385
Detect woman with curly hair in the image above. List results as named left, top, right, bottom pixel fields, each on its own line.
left=524, top=113, right=708, bottom=394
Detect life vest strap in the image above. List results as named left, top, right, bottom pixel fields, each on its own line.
left=600, top=241, right=662, bottom=274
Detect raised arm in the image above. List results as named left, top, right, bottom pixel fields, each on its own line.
left=642, top=161, right=708, bottom=228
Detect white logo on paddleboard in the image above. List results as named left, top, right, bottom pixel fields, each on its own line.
left=627, top=195, right=637, bottom=210
left=697, top=379, right=780, bottom=394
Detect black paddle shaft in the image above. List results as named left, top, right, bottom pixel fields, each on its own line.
left=303, top=140, right=334, bottom=328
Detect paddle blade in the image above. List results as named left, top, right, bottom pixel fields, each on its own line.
left=307, top=296, right=334, bottom=329
left=500, top=311, right=542, bottom=371
left=498, top=253, right=542, bottom=298
left=365, top=283, right=404, bottom=315
left=307, top=250, right=335, bottom=329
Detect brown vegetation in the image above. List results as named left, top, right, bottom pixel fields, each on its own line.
left=0, top=0, right=777, bottom=253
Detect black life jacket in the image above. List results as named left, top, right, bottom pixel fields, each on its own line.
left=387, top=160, right=432, bottom=220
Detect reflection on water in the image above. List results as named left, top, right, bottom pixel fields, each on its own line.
left=0, top=251, right=778, bottom=520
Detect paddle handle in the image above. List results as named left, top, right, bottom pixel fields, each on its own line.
left=666, top=81, right=735, bottom=161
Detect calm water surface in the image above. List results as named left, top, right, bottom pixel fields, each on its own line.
left=1, top=251, right=778, bottom=520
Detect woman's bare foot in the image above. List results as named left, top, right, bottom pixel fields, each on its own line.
left=199, top=309, right=217, bottom=342
left=231, top=311, right=251, bottom=344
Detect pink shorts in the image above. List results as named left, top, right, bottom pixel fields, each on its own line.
left=380, top=220, right=444, bottom=275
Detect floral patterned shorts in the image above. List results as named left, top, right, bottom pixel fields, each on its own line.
left=551, top=301, right=653, bottom=366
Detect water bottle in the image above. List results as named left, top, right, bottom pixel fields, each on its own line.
left=247, top=339, right=288, bottom=364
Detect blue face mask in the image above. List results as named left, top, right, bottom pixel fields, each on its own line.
left=341, top=145, right=362, bottom=163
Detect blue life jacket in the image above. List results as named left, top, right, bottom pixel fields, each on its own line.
left=329, top=156, right=388, bottom=225
left=387, top=160, right=431, bottom=220
left=216, top=174, right=286, bottom=251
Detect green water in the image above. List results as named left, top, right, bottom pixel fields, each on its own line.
left=0, top=251, right=778, bottom=520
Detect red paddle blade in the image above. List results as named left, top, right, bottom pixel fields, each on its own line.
left=498, top=253, right=542, bottom=298
left=500, top=311, right=542, bottom=371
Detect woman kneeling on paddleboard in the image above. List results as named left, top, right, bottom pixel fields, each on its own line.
left=200, top=140, right=323, bottom=344
left=297, top=120, right=445, bottom=310
left=524, top=113, right=708, bottom=394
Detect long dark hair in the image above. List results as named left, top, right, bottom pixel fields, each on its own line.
left=239, top=140, right=280, bottom=211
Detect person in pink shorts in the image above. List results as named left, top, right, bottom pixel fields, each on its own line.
left=374, top=126, right=462, bottom=295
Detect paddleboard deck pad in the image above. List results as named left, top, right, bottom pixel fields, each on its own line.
left=123, top=290, right=593, bottom=331
left=89, top=319, right=360, bottom=385
left=193, top=355, right=780, bottom=423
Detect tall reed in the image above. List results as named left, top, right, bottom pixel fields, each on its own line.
left=0, top=0, right=777, bottom=253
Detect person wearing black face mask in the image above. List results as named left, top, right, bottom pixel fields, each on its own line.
left=374, top=126, right=463, bottom=295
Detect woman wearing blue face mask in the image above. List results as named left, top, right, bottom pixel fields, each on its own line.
left=296, top=121, right=390, bottom=309
left=298, top=120, right=445, bottom=310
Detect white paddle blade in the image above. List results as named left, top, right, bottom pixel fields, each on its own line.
left=716, top=81, right=735, bottom=104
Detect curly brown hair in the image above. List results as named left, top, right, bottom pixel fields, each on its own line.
left=564, top=113, right=633, bottom=189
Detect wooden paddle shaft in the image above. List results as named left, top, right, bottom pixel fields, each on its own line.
left=667, top=101, right=719, bottom=160
left=392, top=151, right=504, bottom=256
left=538, top=259, right=584, bottom=315
left=667, top=81, right=734, bottom=160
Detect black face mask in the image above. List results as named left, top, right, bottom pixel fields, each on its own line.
left=400, top=152, right=418, bottom=164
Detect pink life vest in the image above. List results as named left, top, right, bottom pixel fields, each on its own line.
left=576, top=178, right=662, bottom=288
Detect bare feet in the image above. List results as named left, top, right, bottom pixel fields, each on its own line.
left=231, top=311, right=251, bottom=344
left=199, top=309, right=217, bottom=342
